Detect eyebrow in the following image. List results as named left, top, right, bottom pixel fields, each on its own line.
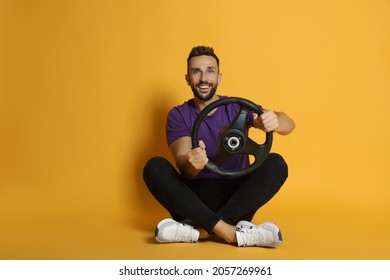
left=190, top=66, right=217, bottom=71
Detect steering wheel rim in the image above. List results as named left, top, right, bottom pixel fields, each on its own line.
left=191, top=97, right=273, bottom=177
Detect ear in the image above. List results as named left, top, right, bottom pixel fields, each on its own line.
left=185, top=74, right=191, bottom=85
left=217, top=72, right=222, bottom=85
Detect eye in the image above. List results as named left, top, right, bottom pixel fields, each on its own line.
left=192, top=70, right=199, bottom=75
left=207, top=68, right=215, bottom=74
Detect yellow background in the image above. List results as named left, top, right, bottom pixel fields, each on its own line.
left=1, top=0, right=389, bottom=259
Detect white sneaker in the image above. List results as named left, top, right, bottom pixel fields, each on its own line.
left=236, top=220, right=254, bottom=229
left=155, top=218, right=200, bottom=243
left=236, top=221, right=282, bottom=247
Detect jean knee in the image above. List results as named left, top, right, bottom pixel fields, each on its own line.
left=267, top=153, right=288, bottom=179
left=144, top=157, right=169, bottom=177
left=268, top=153, right=287, bottom=167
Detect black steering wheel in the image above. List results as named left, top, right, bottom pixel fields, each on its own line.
left=191, top=97, right=273, bottom=177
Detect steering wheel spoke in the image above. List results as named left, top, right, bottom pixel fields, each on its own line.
left=229, top=107, right=250, bottom=132
left=213, top=145, right=232, bottom=165
left=242, top=137, right=262, bottom=156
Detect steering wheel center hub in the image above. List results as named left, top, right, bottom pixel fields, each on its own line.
left=222, top=129, right=246, bottom=153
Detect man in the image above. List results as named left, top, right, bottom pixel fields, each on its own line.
left=143, top=46, right=295, bottom=247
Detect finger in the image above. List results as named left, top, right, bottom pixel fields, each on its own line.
left=191, top=147, right=203, bottom=156
left=198, top=140, right=206, bottom=150
left=252, top=113, right=258, bottom=120
left=190, top=149, right=208, bottom=168
left=263, top=118, right=279, bottom=131
left=261, top=111, right=276, bottom=123
left=260, top=110, right=272, bottom=118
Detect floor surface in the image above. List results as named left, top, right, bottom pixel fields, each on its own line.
left=1, top=190, right=389, bottom=260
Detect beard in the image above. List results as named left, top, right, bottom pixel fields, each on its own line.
left=190, top=82, right=218, bottom=101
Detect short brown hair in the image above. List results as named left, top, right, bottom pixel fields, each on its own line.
left=187, top=46, right=220, bottom=72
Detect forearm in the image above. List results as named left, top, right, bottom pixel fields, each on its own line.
left=275, top=112, right=295, bottom=135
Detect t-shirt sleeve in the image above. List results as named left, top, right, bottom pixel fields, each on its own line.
left=166, top=107, right=191, bottom=146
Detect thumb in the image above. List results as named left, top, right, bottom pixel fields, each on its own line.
left=198, top=140, right=206, bottom=149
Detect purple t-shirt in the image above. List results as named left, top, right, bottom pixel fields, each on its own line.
left=166, top=95, right=262, bottom=179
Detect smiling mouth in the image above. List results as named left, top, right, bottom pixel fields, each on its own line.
left=197, top=84, right=212, bottom=93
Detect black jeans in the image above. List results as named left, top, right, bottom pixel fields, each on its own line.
left=143, top=153, right=288, bottom=233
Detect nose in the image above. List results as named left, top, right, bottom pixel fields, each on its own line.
left=200, top=71, right=207, bottom=82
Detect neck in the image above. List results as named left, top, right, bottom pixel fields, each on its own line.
left=194, top=95, right=219, bottom=112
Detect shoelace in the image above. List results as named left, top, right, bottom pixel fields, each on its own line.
left=173, top=223, right=194, bottom=242
left=241, top=227, right=268, bottom=246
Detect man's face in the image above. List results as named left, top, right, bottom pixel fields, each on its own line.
left=186, top=55, right=222, bottom=101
